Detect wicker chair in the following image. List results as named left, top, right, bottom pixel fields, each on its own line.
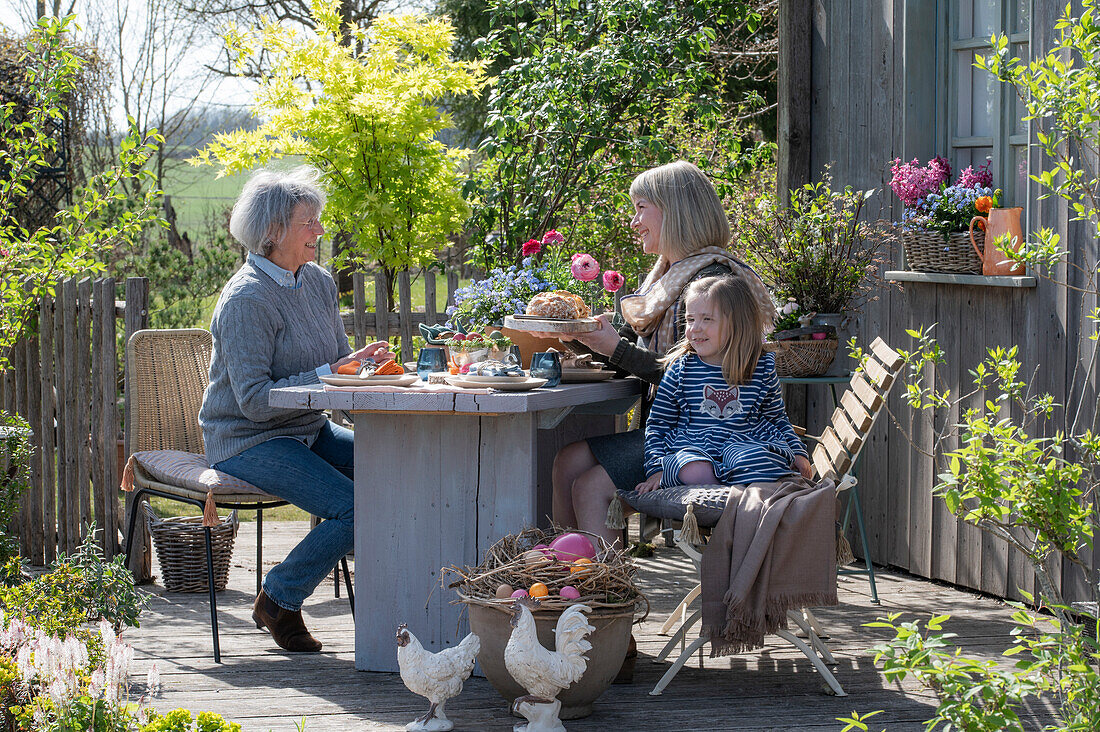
left=121, top=328, right=352, bottom=662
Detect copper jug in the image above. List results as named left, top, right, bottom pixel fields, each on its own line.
left=969, top=207, right=1025, bottom=276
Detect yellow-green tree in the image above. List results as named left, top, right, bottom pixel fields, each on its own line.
left=192, top=0, right=485, bottom=293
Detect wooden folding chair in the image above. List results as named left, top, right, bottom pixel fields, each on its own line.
left=651, top=337, right=904, bottom=697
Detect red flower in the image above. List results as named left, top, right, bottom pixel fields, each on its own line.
left=541, top=229, right=565, bottom=246
left=521, top=238, right=542, bottom=256
left=601, top=270, right=624, bottom=292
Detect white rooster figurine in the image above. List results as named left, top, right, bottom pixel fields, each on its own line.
left=504, top=598, right=594, bottom=732
left=396, top=624, right=481, bottom=732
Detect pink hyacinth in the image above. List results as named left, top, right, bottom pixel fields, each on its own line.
left=956, top=159, right=993, bottom=189
left=521, top=238, right=542, bottom=256
left=541, top=229, right=565, bottom=246
left=602, top=270, right=624, bottom=292
left=570, top=252, right=600, bottom=282
left=889, top=156, right=953, bottom=208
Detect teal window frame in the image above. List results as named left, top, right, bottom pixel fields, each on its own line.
left=943, top=1, right=1030, bottom=209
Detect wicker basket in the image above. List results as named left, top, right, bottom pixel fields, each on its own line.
left=143, top=501, right=238, bottom=593
left=765, top=338, right=839, bottom=378
left=902, top=229, right=984, bottom=274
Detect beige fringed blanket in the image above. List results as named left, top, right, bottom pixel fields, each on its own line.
left=700, top=475, right=838, bottom=656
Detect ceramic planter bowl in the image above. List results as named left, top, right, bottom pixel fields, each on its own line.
left=464, top=600, right=633, bottom=719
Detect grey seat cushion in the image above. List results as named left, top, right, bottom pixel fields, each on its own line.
left=617, top=484, right=735, bottom=529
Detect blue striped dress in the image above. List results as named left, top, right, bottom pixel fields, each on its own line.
left=643, top=352, right=808, bottom=487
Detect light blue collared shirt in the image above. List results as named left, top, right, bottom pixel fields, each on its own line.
left=247, top=253, right=333, bottom=381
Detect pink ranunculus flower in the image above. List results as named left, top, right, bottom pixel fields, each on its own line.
left=521, top=238, right=542, bottom=256
left=601, top=270, right=625, bottom=292
left=541, top=229, right=565, bottom=246
left=570, top=253, right=600, bottom=281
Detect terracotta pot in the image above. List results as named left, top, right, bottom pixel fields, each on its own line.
left=499, top=327, right=562, bottom=369
left=465, top=600, right=633, bottom=719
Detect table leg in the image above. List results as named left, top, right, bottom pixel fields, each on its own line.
left=351, top=411, right=539, bottom=672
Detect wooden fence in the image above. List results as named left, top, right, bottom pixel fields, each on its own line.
left=0, top=276, right=150, bottom=566
left=344, top=269, right=461, bottom=361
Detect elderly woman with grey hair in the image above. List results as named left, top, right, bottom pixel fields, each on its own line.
left=199, top=166, right=391, bottom=653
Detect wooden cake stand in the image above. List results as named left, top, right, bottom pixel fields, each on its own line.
left=504, top=314, right=600, bottom=333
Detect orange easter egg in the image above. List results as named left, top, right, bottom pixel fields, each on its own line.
left=529, top=582, right=549, bottom=599
left=570, top=557, right=593, bottom=574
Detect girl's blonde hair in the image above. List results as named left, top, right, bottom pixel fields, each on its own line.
left=660, top=275, right=767, bottom=386
left=630, top=160, right=730, bottom=265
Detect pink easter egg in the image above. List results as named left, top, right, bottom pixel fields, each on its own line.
left=532, top=543, right=554, bottom=558
left=549, top=532, right=597, bottom=562
left=559, top=585, right=581, bottom=600
left=510, top=589, right=529, bottom=599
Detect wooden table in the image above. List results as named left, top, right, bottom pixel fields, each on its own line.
left=269, top=379, right=642, bottom=672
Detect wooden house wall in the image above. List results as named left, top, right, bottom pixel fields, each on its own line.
left=802, top=0, right=1098, bottom=602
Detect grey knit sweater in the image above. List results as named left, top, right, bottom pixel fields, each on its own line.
left=199, top=260, right=351, bottom=465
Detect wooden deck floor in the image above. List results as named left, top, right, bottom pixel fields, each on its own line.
left=125, top=521, right=1059, bottom=731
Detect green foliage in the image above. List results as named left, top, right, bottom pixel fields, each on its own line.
left=0, top=528, right=147, bottom=636
left=976, top=0, right=1100, bottom=281
left=865, top=609, right=1100, bottom=731
left=0, top=412, right=32, bottom=565
left=467, top=0, right=772, bottom=270
left=194, top=1, right=486, bottom=279
left=740, top=171, right=894, bottom=314
left=115, top=233, right=240, bottom=330
left=140, top=709, right=242, bottom=732
left=0, top=15, right=164, bottom=368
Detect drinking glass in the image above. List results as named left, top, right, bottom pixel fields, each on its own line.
left=416, top=347, right=447, bottom=381
left=529, top=351, right=562, bottom=388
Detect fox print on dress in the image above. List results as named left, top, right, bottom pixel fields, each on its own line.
left=699, top=384, right=742, bottom=419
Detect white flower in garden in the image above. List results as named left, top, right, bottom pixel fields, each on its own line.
left=88, top=668, right=106, bottom=699
left=15, top=644, right=33, bottom=681
left=146, top=662, right=161, bottom=697
left=99, top=618, right=116, bottom=653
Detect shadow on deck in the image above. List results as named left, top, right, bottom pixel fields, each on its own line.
left=125, top=521, right=1058, bottom=731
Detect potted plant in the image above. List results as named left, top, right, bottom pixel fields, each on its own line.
left=741, top=172, right=894, bottom=376
left=889, top=156, right=999, bottom=274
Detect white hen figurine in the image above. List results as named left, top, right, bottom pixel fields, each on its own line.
left=504, top=598, right=594, bottom=732
left=396, top=624, right=480, bottom=732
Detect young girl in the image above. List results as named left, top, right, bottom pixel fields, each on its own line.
left=636, top=275, right=813, bottom=493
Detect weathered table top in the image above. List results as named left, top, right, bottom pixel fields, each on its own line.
left=269, top=378, right=643, bottom=414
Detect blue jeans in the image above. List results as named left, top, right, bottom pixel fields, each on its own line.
left=214, top=421, right=354, bottom=611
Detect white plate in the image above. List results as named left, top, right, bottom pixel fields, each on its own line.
left=445, top=375, right=548, bottom=391
left=561, top=368, right=616, bottom=382
left=460, top=373, right=530, bottom=384
left=320, top=374, right=419, bottom=387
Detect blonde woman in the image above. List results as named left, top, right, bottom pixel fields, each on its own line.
left=551, top=160, right=776, bottom=546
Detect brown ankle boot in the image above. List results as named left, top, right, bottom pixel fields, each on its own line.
left=613, top=634, right=637, bottom=684
left=252, top=589, right=322, bottom=652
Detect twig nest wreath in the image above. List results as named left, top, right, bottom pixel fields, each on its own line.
left=447, top=527, right=646, bottom=614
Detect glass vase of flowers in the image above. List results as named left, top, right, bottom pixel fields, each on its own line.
left=890, top=156, right=999, bottom=274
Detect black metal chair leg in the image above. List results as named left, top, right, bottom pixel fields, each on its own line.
left=123, top=489, right=148, bottom=569
left=204, top=526, right=221, bottom=664
left=340, top=556, right=354, bottom=615
left=256, top=508, right=263, bottom=597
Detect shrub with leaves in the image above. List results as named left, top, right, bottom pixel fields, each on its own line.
left=0, top=15, right=163, bottom=368
left=0, top=412, right=32, bottom=566
left=0, top=528, right=147, bottom=637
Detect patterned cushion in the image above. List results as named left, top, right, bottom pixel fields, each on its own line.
left=617, top=484, right=734, bottom=529
left=131, top=450, right=269, bottom=497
